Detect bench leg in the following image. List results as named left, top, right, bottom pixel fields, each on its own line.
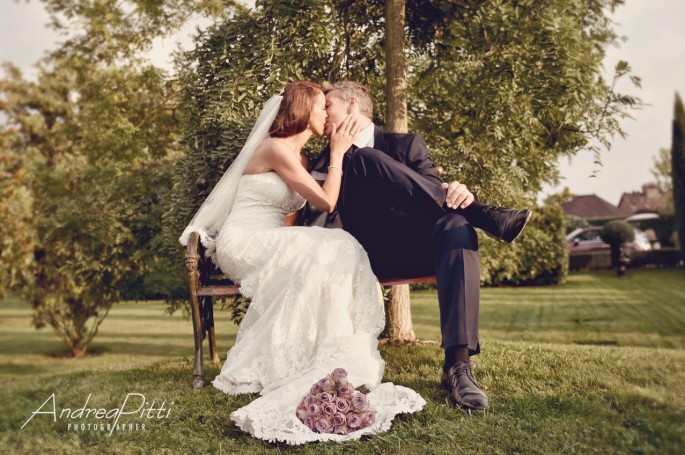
left=190, top=292, right=205, bottom=389
left=205, top=296, right=221, bottom=363
left=185, top=251, right=205, bottom=389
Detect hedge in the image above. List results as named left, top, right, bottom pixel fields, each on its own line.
left=629, top=248, right=683, bottom=268
left=569, top=252, right=612, bottom=271
left=480, top=205, right=568, bottom=286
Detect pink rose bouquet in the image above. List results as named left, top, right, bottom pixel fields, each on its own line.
left=296, top=368, right=376, bottom=435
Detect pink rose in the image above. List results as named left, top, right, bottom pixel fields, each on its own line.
left=300, top=372, right=376, bottom=434
left=296, top=408, right=309, bottom=421
left=360, top=410, right=375, bottom=427
left=332, top=412, right=347, bottom=427
left=347, top=413, right=362, bottom=429
left=307, top=403, right=322, bottom=416
left=310, top=383, right=322, bottom=395
left=314, top=416, right=334, bottom=433
left=351, top=392, right=369, bottom=413
left=318, top=376, right=336, bottom=393
left=303, top=394, right=317, bottom=408
left=318, top=391, right=334, bottom=403
left=333, top=425, right=349, bottom=436
left=331, top=368, right=348, bottom=382
left=337, top=385, right=354, bottom=400
left=334, top=397, right=350, bottom=413
left=303, top=417, right=314, bottom=430
left=322, top=402, right=337, bottom=416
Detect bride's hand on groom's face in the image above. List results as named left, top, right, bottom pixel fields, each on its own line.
left=330, top=114, right=359, bottom=157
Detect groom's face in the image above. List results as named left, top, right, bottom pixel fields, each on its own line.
left=324, top=90, right=349, bottom=138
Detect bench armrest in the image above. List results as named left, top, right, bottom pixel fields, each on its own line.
left=186, top=231, right=201, bottom=258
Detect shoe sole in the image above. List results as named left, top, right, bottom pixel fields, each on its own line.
left=503, top=210, right=532, bottom=243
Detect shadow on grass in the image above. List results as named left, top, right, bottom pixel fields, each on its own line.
left=95, top=332, right=238, bottom=346
left=0, top=362, right=48, bottom=376
left=0, top=333, right=237, bottom=361
left=0, top=313, right=38, bottom=320
left=104, top=313, right=194, bottom=322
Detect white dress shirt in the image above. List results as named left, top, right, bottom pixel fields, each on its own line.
left=353, top=122, right=375, bottom=149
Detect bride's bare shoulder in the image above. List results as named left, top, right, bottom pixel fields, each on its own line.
left=258, top=138, right=296, bottom=164
left=257, top=138, right=289, bottom=155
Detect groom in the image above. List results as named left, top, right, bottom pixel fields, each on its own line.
left=299, top=81, right=530, bottom=411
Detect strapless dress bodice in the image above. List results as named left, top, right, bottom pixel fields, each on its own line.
left=224, top=171, right=306, bottom=230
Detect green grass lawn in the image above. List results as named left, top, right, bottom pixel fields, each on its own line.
left=1, top=269, right=684, bottom=454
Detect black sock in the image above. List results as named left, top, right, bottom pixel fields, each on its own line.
left=444, top=345, right=469, bottom=371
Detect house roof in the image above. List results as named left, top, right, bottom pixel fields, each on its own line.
left=618, top=183, right=671, bottom=214
left=561, top=194, right=629, bottom=219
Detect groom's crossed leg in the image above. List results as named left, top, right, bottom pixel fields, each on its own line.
left=340, top=147, right=480, bottom=352
left=338, top=147, right=488, bottom=410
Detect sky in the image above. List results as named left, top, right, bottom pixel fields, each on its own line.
left=543, top=1, right=685, bottom=205
left=1, top=1, right=683, bottom=207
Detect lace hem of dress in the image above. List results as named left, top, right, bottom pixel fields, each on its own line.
left=212, top=377, right=262, bottom=395
left=230, top=383, right=426, bottom=445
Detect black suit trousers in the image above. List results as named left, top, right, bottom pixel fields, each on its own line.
left=339, top=147, right=480, bottom=354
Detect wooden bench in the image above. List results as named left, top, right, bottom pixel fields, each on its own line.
left=183, top=179, right=435, bottom=389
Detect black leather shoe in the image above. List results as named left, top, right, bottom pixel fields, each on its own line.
left=441, top=362, right=489, bottom=410
left=491, top=207, right=532, bottom=243
left=460, top=204, right=532, bottom=243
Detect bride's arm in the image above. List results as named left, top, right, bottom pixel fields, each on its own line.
left=283, top=211, right=299, bottom=226
left=269, top=145, right=342, bottom=213
left=282, top=155, right=310, bottom=227
left=269, top=117, right=356, bottom=213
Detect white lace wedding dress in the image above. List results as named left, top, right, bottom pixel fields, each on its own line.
left=211, top=171, right=426, bottom=444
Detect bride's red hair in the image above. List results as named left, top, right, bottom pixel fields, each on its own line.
left=269, top=80, right=322, bottom=138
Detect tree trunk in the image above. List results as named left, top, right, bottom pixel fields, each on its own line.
left=672, top=93, right=685, bottom=263
left=70, top=344, right=88, bottom=358
left=385, top=0, right=408, bottom=133
left=612, top=244, right=630, bottom=277
left=384, top=0, right=415, bottom=343
left=383, top=284, right=416, bottom=343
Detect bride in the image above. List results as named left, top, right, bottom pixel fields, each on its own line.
left=180, top=81, right=425, bottom=444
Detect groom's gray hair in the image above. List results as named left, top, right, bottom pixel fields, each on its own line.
left=322, top=81, right=374, bottom=119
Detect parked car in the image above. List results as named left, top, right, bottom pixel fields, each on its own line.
left=632, top=227, right=654, bottom=251
left=567, top=226, right=608, bottom=253
left=625, top=212, right=661, bottom=249
left=624, top=213, right=659, bottom=223
left=567, top=225, right=652, bottom=254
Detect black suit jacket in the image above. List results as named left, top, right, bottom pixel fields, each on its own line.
left=299, top=125, right=444, bottom=228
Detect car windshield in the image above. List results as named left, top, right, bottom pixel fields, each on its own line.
left=577, top=229, right=600, bottom=241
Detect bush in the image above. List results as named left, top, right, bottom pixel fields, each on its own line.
left=629, top=248, right=683, bottom=268
left=481, top=205, right=568, bottom=286
left=565, top=215, right=587, bottom=234
left=600, top=220, right=636, bottom=246
left=587, top=216, right=622, bottom=227
left=569, top=252, right=612, bottom=271
left=122, top=256, right=188, bottom=301
left=600, top=220, right=635, bottom=272
left=569, top=248, right=682, bottom=271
